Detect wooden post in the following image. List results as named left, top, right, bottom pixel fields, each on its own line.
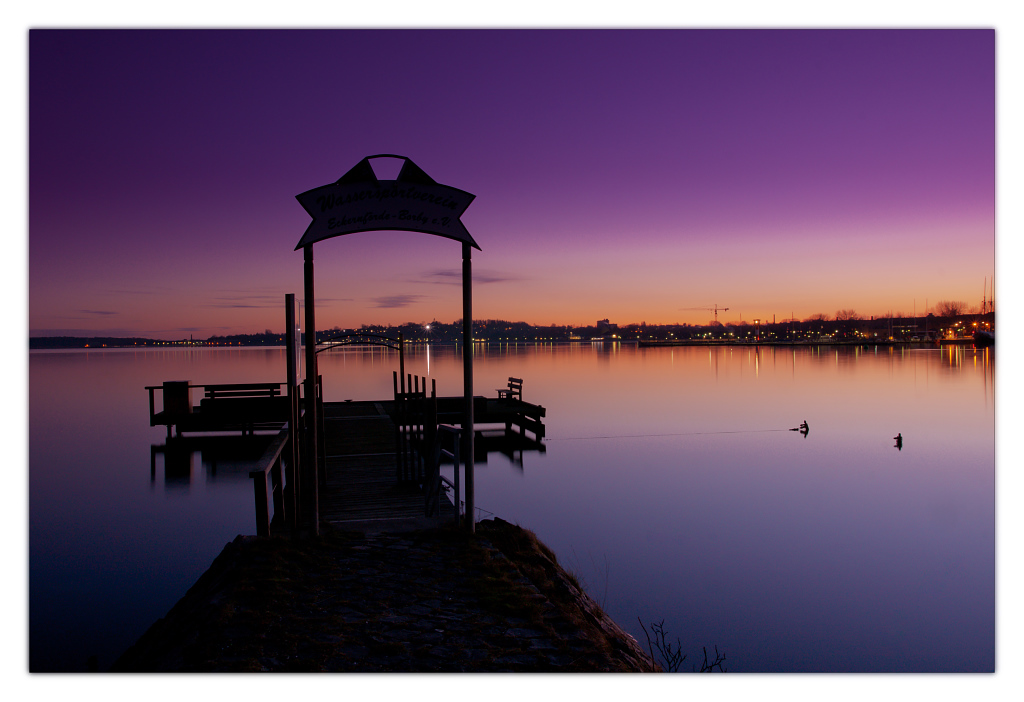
left=462, top=242, right=475, bottom=533
left=413, top=374, right=420, bottom=481
left=253, top=473, right=269, bottom=537
left=285, top=293, right=299, bottom=531
left=271, top=456, right=284, bottom=527
left=393, top=371, right=402, bottom=481
left=303, top=245, right=319, bottom=536
left=429, top=378, right=437, bottom=464
left=398, top=330, right=405, bottom=395
left=317, top=373, right=326, bottom=490
left=453, top=426, right=461, bottom=528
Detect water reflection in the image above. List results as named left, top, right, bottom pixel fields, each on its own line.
left=29, top=344, right=994, bottom=672
left=150, top=435, right=277, bottom=489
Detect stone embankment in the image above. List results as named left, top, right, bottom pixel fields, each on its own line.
left=112, top=518, right=659, bottom=672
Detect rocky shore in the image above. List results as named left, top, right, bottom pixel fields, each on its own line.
left=112, top=518, right=659, bottom=672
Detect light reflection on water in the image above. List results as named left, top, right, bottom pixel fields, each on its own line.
left=29, top=344, right=994, bottom=671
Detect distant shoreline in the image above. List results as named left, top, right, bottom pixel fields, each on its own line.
left=30, top=337, right=982, bottom=350
left=29, top=311, right=993, bottom=350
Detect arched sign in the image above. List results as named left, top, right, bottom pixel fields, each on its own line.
left=294, top=155, right=478, bottom=535
left=295, top=155, right=478, bottom=250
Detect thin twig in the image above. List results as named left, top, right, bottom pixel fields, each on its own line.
left=638, top=618, right=686, bottom=672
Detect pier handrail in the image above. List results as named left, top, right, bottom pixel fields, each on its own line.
left=426, top=424, right=462, bottom=526
left=248, top=423, right=291, bottom=537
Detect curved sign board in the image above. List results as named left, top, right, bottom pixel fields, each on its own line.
left=295, top=155, right=478, bottom=250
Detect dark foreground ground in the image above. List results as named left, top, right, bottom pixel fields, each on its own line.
left=112, top=518, right=658, bottom=672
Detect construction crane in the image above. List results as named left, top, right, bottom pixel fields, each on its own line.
left=680, top=304, right=730, bottom=326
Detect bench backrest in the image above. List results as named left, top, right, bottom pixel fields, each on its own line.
left=506, top=377, right=523, bottom=399
left=204, top=383, right=282, bottom=400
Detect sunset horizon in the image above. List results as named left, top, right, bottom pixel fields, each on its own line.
left=28, top=29, right=994, bottom=341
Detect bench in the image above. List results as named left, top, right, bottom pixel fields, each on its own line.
left=198, top=384, right=288, bottom=428
left=497, top=377, right=523, bottom=402
left=203, top=383, right=282, bottom=400
left=148, top=381, right=291, bottom=436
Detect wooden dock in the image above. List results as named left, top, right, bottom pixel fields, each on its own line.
left=317, top=395, right=547, bottom=530
left=147, top=379, right=547, bottom=534
left=319, top=400, right=456, bottom=530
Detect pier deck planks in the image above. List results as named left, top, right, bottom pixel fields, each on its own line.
left=318, top=401, right=454, bottom=527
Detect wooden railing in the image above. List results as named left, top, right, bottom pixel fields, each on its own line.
left=249, top=424, right=291, bottom=537
left=393, top=372, right=437, bottom=484
left=426, top=424, right=462, bottom=526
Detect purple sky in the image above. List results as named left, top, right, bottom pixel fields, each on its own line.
left=29, top=29, right=995, bottom=338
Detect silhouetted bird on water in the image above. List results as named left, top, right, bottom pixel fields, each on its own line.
left=894, top=432, right=903, bottom=450
left=790, top=420, right=809, bottom=437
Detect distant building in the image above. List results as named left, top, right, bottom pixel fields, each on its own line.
left=595, top=319, right=620, bottom=340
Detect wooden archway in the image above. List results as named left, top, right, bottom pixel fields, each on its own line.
left=295, top=155, right=479, bottom=534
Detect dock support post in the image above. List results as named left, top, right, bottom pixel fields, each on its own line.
left=303, top=245, right=319, bottom=536
left=462, top=242, right=475, bottom=533
left=285, top=293, right=299, bottom=533
left=398, top=330, right=405, bottom=395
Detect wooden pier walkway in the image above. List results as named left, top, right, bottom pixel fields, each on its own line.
left=146, top=380, right=546, bottom=535
left=319, top=401, right=455, bottom=530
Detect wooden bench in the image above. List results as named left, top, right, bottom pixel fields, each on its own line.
left=497, top=377, right=523, bottom=402
left=146, top=382, right=290, bottom=436
left=198, top=384, right=289, bottom=431
left=202, top=383, right=282, bottom=400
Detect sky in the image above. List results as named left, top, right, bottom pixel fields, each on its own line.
left=25, top=26, right=998, bottom=339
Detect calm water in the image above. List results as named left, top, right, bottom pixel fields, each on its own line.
left=28, top=343, right=994, bottom=672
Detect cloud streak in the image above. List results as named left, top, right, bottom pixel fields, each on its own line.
left=102, top=289, right=161, bottom=296
left=205, top=293, right=282, bottom=309
left=422, top=269, right=524, bottom=285
left=201, top=293, right=352, bottom=311
left=372, top=294, right=426, bottom=309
